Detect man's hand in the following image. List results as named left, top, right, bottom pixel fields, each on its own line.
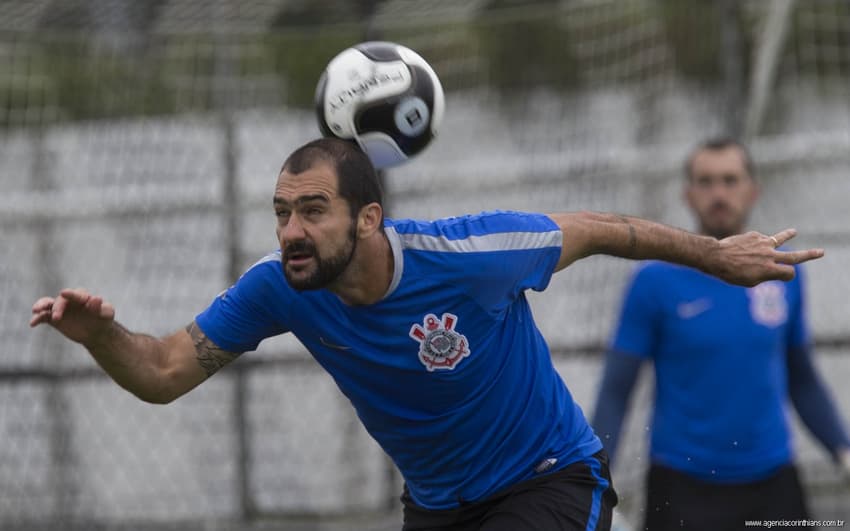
left=838, top=448, right=850, bottom=484
left=30, top=288, right=116, bottom=346
left=708, top=228, right=824, bottom=287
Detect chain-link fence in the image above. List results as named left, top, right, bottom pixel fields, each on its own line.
left=2, top=1, right=849, bottom=529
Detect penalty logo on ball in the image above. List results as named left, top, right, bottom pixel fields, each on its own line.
left=395, top=97, right=430, bottom=137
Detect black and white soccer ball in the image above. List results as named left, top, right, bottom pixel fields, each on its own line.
left=315, top=41, right=445, bottom=169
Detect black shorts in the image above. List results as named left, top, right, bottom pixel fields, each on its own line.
left=644, top=462, right=812, bottom=531
left=401, top=450, right=618, bottom=531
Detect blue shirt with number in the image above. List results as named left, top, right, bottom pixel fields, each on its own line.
left=611, top=261, right=808, bottom=482
left=196, top=211, right=602, bottom=509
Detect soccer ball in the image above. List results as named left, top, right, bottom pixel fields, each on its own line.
left=315, top=41, right=445, bottom=169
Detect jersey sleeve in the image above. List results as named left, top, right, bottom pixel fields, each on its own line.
left=392, top=211, right=562, bottom=314
left=786, top=263, right=811, bottom=350
left=454, top=211, right=563, bottom=311
left=195, top=254, right=289, bottom=353
left=609, top=263, right=662, bottom=359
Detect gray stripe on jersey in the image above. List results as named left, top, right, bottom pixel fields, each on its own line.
left=398, top=229, right=562, bottom=253
left=219, top=251, right=282, bottom=297
left=247, top=250, right=282, bottom=271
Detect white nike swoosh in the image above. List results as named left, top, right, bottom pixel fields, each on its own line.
left=677, top=298, right=712, bottom=319
left=319, top=337, right=352, bottom=350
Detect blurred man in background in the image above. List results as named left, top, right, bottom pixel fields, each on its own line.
left=592, top=138, right=850, bottom=531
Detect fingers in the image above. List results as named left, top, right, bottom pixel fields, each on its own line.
left=770, top=228, right=797, bottom=247
left=32, top=296, right=55, bottom=313
left=758, top=244, right=824, bottom=285
left=52, top=288, right=90, bottom=321
left=58, top=288, right=92, bottom=305
left=769, top=264, right=796, bottom=283
left=30, top=313, right=50, bottom=327
left=767, top=228, right=824, bottom=268
left=99, top=300, right=116, bottom=320
left=30, top=297, right=55, bottom=327
left=31, top=288, right=113, bottom=327
left=775, top=247, right=825, bottom=265
left=86, top=294, right=101, bottom=314
left=85, top=295, right=115, bottom=319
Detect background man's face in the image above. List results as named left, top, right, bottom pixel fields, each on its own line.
left=685, top=146, right=759, bottom=239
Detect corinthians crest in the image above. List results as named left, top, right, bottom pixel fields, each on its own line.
left=747, top=281, right=788, bottom=327
left=409, top=313, right=471, bottom=371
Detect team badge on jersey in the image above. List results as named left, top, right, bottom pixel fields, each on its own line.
left=409, top=313, right=471, bottom=371
left=747, top=281, right=787, bottom=327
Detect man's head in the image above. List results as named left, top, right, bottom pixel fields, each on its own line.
left=684, top=138, right=759, bottom=239
left=274, top=138, right=384, bottom=291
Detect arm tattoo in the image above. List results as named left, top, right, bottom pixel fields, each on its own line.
left=619, top=215, right=637, bottom=257
left=185, top=322, right=240, bottom=377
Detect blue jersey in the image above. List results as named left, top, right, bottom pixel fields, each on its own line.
left=196, top=211, right=602, bottom=510
left=611, top=261, right=809, bottom=482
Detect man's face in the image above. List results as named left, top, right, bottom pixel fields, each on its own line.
left=273, top=162, right=358, bottom=291
left=685, top=146, right=759, bottom=239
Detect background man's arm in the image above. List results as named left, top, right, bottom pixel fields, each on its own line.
left=547, top=211, right=824, bottom=286
left=786, top=345, right=850, bottom=477
left=591, top=350, right=644, bottom=468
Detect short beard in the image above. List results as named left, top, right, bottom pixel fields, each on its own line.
left=283, top=220, right=357, bottom=291
left=700, top=218, right=746, bottom=240
left=702, top=225, right=736, bottom=240
left=699, top=205, right=747, bottom=240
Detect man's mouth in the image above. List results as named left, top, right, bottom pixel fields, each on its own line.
left=285, top=251, right=314, bottom=267
left=284, top=243, right=316, bottom=268
left=708, top=204, right=732, bottom=217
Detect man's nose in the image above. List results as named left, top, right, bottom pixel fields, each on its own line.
left=279, top=214, right=306, bottom=241
left=706, top=180, right=730, bottom=198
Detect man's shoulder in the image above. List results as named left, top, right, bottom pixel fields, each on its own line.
left=241, top=250, right=284, bottom=281
left=384, top=212, right=561, bottom=277
left=247, top=249, right=282, bottom=269
left=385, top=211, right=560, bottom=254
left=386, top=210, right=557, bottom=237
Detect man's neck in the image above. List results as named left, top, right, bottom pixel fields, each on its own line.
left=329, top=232, right=394, bottom=306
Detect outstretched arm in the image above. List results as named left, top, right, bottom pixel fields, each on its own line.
left=30, top=288, right=239, bottom=404
left=548, top=211, right=824, bottom=286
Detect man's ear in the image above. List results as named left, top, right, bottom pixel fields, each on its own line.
left=357, top=202, right=383, bottom=238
